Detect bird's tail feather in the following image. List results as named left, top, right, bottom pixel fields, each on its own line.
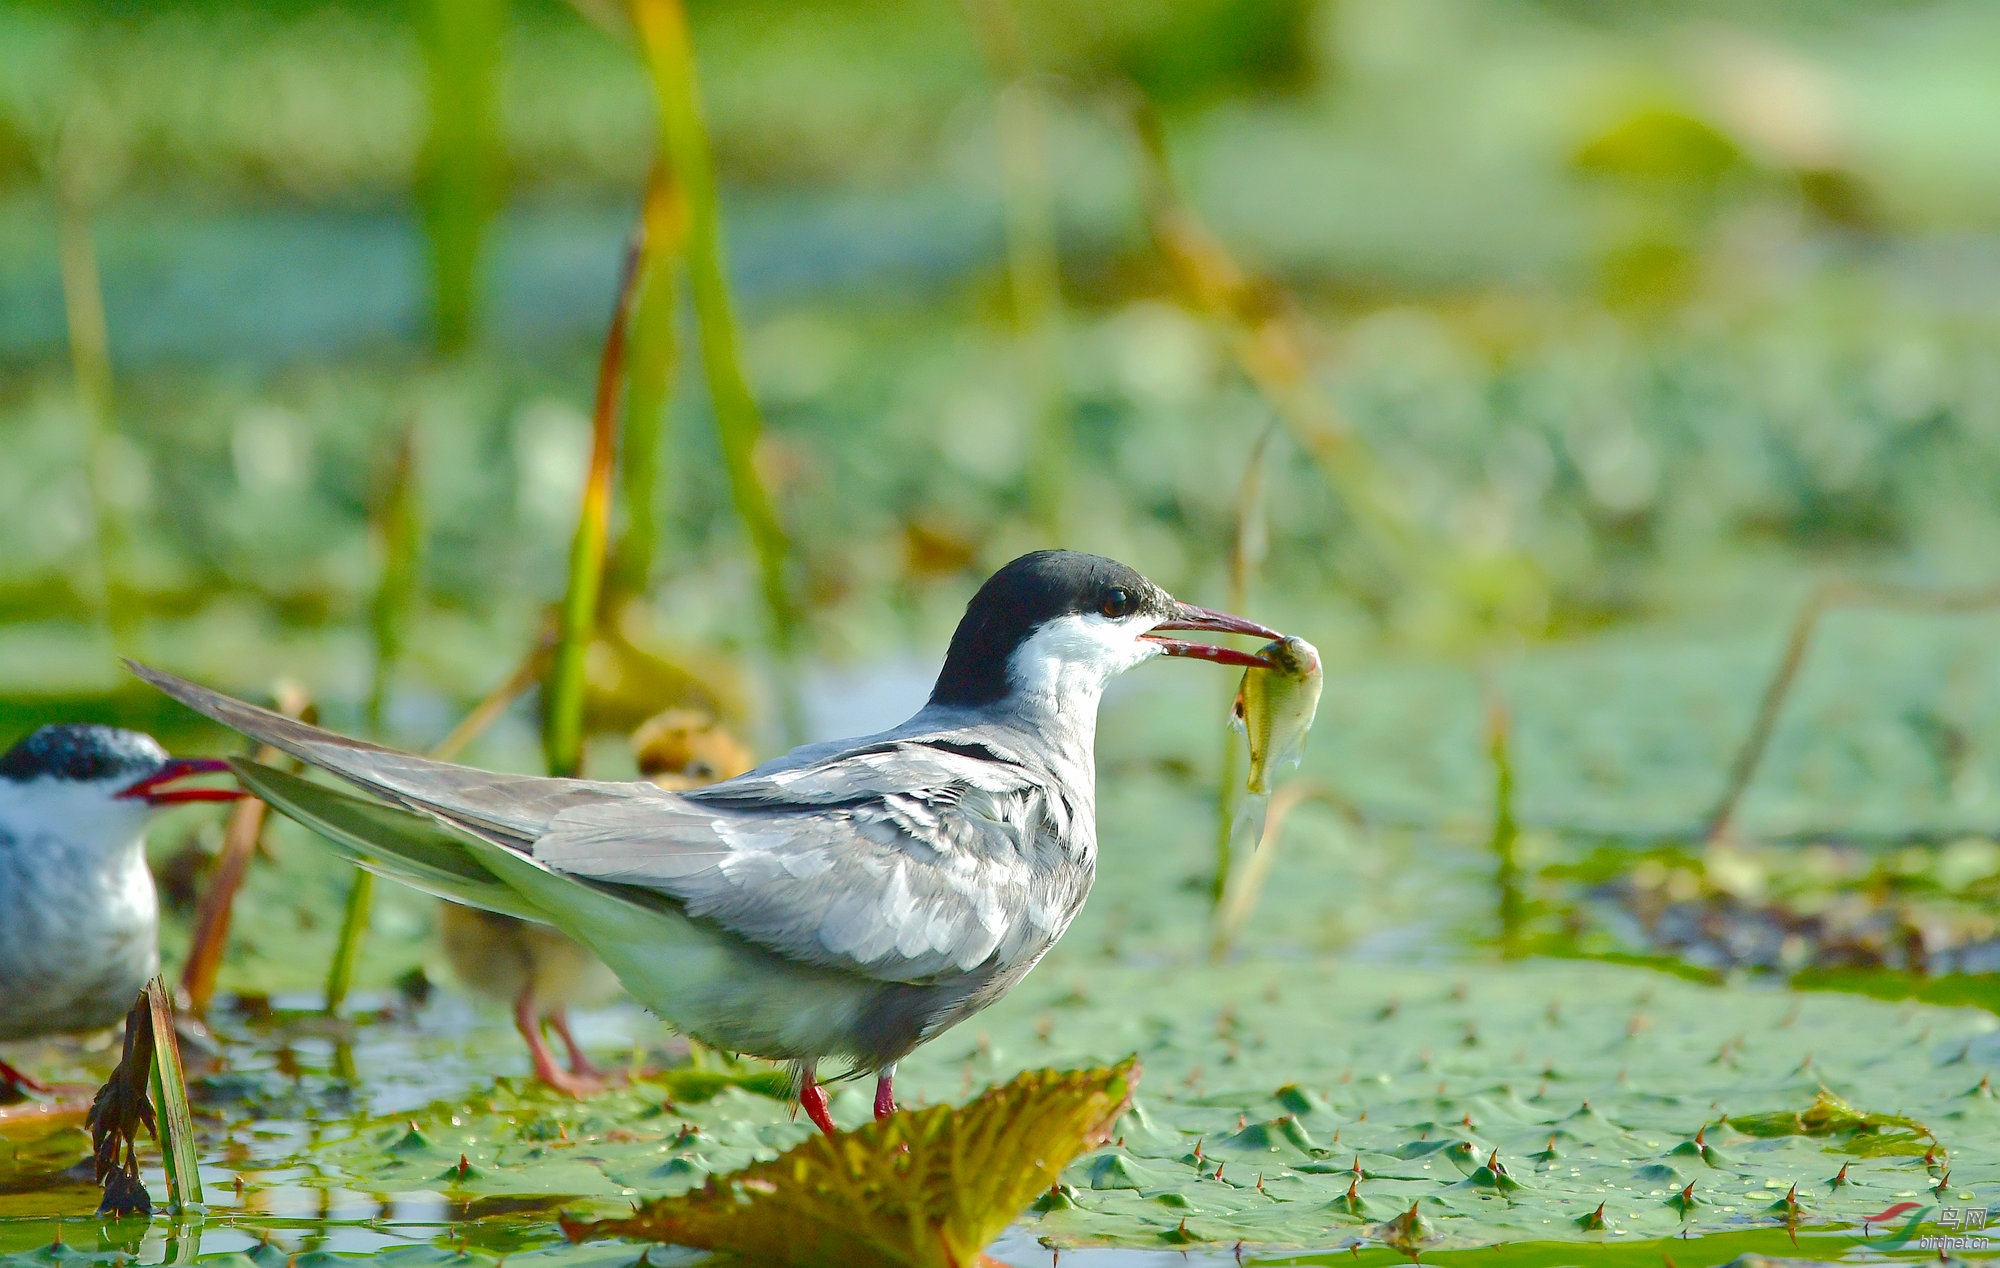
left=131, top=660, right=627, bottom=850
left=231, top=759, right=547, bottom=922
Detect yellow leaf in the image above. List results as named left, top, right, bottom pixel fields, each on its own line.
left=564, top=1059, right=1137, bottom=1268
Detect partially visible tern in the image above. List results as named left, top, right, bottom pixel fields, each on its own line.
left=132, top=550, right=1279, bottom=1134
left=0, top=725, right=239, bottom=1099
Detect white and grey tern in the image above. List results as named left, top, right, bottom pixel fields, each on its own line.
left=0, top=725, right=240, bottom=1098
left=130, top=550, right=1280, bottom=1133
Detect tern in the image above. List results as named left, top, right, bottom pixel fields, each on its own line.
left=0, top=725, right=239, bottom=1098
left=131, top=550, right=1278, bottom=1133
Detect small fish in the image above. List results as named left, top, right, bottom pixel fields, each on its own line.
left=1231, top=635, right=1323, bottom=794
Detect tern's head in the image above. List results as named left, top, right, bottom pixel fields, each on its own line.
left=0, top=724, right=238, bottom=847
left=929, top=550, right=1280, bottom=712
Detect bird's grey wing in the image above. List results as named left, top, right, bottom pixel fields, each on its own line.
left=689, top=734, right=1039, bottom=806
left=535, top=742, right=1087, bottom=983
left=137, top=662, right=1089, bottom=984
left=130, top=660, right=648, bottom=848
left=229, top=758, right=547, bottom=921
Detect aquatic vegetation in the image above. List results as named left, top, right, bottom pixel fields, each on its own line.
left=0, top=956, right=1978, bottom=1261
left=83, top=979, right=199, bottom=1217
left=564, top=1061, right=1135, bottom=1266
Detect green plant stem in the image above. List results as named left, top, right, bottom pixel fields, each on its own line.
left=324, top=870, right=375, bottom=1014
left=419, top=0, right=505, bottom=353
left=632, top=0, right=801, bottom=738
left=966, top=0, right=1069, bottom=538
left=1210, top=422, right=1278, bottom=913
left=1701, top=578, right=2000, bottom=842
left=143, top=977, right=202, bottom=1212
left=54, top=193, right=133, bottom=647
left=544, top=220, right=648, bottom=779
left=366, top=423, right=424, bottom=730
left=333, top=425, right=425, bottom=1011
left=608, top=170, right=686, bottom=608
left=1211, top=741, right=1243, bottom=912
left=1212, top=782, right=1352, bottom=960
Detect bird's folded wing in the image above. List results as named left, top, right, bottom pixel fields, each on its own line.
left=134, top=661, right=1080, bottom=985
left=534, top=743, right=1082, bottom=984
left=230, top=759, right=548, bottom=921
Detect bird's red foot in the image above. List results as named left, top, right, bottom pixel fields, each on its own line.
left=873, top=1071, right=897, bottom=1120
left=800, top=1080, right=839, bottom=1136
left=539, top=1065, right=615, bottom=1098
left=549, top=1010, right=624, bottom=1087
left=517, top=997, right=616, bottom=1098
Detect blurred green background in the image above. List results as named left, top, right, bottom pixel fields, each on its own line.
left=8, top=0, right=2000, bottom=976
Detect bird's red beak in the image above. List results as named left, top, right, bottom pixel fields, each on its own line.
left=1141, top=602, right=1282, bottom=668
left=116, top=758, right=243, bottom=806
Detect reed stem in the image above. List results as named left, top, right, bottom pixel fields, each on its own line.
left=331, top=423, right=426, bottom=1012
left=54, top=191, right=133, bottom=646
left=366, top=423, right=424, bottom=731
left=323, top=871, right=375, bottom=1014
left=419, top=0, right=504, bottom=353
left=434, top=630, right=556, bottom=763
left=1210, top=422, right=1279, bottom=912
left=1211, top=782, right=1354, bottom=959
left=632, top=0, right=801, bottom=738
left=143, top=977, right=202, bottom=1212
left=1701, top=578, right=2000, bottom=842
left=608, top=170, right=686, bottom=607
left=544, top=218, right=649, bottom=779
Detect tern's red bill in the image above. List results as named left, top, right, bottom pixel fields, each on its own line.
left=117, top=757, right=243, bottom=806
left=1142, top=602, right=1282, bottom=669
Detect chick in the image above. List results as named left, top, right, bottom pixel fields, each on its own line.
left=631, top=708, right=753, bottom=792
left=436, top=904, right=621, bottom=1096
left=436, top=709, right=752, bottom=1097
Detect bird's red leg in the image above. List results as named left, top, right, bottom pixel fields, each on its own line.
left=0, top=1057, right=48, bottom=1100
left=799, top=1079, right=839, bottom=1136
left=548, top=1009, right=613, bottom=1081
left=873, top=1066, right=897, bottom=1120
left=514, top=992, right=603, bottom=1098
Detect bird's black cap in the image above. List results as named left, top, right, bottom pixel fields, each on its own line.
left=0, top=724, right=168, bottom=784
left=930, top=551, right=1172, bottom=708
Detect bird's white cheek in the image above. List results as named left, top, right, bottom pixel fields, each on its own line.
left=1006, top=614, right=1153, bottom=699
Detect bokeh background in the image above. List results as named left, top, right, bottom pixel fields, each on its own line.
left=7, top=0, right=2000, bottom=985
left=11, top=5, right=2000, bottom=1261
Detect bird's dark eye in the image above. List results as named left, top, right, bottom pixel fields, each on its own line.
left=1100, top=587, right=1133, bottom=619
